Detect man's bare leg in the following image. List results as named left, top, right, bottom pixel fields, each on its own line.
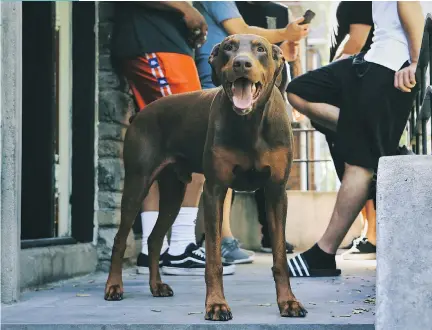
left=221, top=189, right=234, bottom=238
left=318, top=164, right=374, bottom=254
left=285, top=93, right=374, bottom=274
left=287, top=93, right=340, bottom=132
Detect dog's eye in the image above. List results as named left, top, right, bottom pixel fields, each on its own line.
left=257, top=46, right=265, bottom=53
left=223, top=44, right=233, bottom=51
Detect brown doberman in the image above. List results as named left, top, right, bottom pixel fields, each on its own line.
left=104, top=34, right=307, bottom=321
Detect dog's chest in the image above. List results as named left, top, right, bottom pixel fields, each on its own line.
left=211, top=145, right=289, bottom=191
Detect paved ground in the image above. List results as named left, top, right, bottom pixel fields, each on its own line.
left=1, top=253, right=376, bottom=330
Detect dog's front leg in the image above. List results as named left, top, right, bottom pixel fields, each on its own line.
left=264, top=184, right=307, bottom=317
left=202, top=182, right=232, bottom=321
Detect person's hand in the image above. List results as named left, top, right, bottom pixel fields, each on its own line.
left=394, top=62, right=417, bottom=93
left=183, top=7, right=208, bottom=49
left=280, top=41, right=299, bottom=62
left=284, top=17, right=310, bottom=42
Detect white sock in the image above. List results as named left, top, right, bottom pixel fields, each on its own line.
left=141, top=211, right=169, bottom=255
left=168, top=207, right=198, bottom=256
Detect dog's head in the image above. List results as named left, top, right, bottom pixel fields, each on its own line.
left=208, top=34, right=285, bottom=116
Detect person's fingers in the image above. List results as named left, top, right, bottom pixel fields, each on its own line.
left=403, top=70, right=412, bottom=89
left=409, top=68, right=416, bottom=86
left=293, top=16, right=305, bottom=24
left=394, top=72, right=399, bottom=89
left=398, top=71, right=411, bottom=92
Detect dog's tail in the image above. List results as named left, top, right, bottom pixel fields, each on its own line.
left=129, top=113, right=137, bottom=124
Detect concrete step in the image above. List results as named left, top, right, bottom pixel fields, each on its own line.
left=2, top=254, right=376, bottom=330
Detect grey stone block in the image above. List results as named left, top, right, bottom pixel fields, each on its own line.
left=99, top=70, right=121, bottom=90
left=99, top=140, right=123, bottom=158
left=20, top=244, right=97, bottom=289
left=99, top=90, right=134, bottom=125
left=376, top=155, right=432, bottom=330
left=98, top=2, right=114, bottom=23
left=97, top=228, right=135, bottom=266
left=98, top=122, right=127, bottom=142
left=97, top=208, right=121, bottom=227
left=98, top=191, right=122, bottom=210
left=98, top=158, right=124, bottom=192
left=98, top=22, right=113, bottom=53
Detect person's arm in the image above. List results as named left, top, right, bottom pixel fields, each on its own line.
left=334, top=24, right=372, bottom=60
left=222, top=17, right=308, bottom=44
left=394, top=1, right=424, bottom=92
left=138, top=1, right=208, bottom=48
left=398, top=1, right=424, bottom=65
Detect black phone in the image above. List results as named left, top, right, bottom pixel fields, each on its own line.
left=300, top=9, right=316, bottom=25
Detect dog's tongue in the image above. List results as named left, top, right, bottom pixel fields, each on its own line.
left=232, top=79, right=253, bottom=110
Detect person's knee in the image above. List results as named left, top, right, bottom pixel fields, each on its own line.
left=344, top=163, right=374, bottom=180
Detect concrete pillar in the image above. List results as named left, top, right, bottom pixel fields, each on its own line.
left=1, top=2, right=22, bottom=303
left=376, top=155, right=432, bottom=330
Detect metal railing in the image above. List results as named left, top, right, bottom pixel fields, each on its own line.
left=409, top=14, right=432, bottom=155
left=292, top=127, right=333, bottom=191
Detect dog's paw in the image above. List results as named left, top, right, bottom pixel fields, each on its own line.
left=205, top=302, right=233, bottom=321
left=279, top=300, right=307, bottom=317
left=150, top=283, right=174, bottom=297
left=104, top=284, right=124, bottom=301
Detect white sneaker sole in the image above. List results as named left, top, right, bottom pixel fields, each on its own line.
left=342, top=252, right=376, bottom=260
left=161, top=264, right=236, bottom=276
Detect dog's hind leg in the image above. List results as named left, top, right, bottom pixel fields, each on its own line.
left=104, top=167, right=151, bottom=301
left=148, top=166, right=186, bottom=297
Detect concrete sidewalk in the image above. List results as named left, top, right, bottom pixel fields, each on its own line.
left=1, top=253, right=376, bottom=330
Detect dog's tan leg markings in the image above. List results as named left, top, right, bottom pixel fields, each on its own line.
left=264, top=184, right=307, bottom=317
left=202, top=182, right=232, bottom=321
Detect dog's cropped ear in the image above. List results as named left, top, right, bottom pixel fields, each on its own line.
left=208, top=43, right=222, bottom=87
left=272, top=44, right=285, bottom=88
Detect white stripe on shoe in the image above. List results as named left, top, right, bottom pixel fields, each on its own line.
left=288, top=260, right=297, bottom=277
left=296, top=255, right=310, bottom=276
left=292, top=256, right=303, bottom=276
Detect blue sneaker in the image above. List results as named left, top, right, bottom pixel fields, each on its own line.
left=221, top=237, right=255, bottom=264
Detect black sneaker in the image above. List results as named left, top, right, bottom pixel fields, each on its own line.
left=341, top=236, right=366, bottom=250
left=161, top=243, right=235, bottom=276
left=260, top=240, right=294, bottom=254
left=136, top=249, right=169, bottom=275
left=342, top=239, right=376, bottom=260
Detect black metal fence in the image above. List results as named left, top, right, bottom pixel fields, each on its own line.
left=409, top=14, right=432, bottom=155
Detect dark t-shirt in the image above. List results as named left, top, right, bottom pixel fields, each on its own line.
left=236, top=1, right=289, bottom=46
left=111, top=2, right=192, bottom=59
left=330, top=1, right=374, bottom=62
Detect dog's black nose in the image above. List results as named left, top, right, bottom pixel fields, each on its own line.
left=233, top=55, right=253, bottom=72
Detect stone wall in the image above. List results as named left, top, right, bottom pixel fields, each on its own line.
left=96, top=2, right=136, bottom=270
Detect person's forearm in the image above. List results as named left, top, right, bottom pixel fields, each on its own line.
left=338, top=37, right=364, bottom=57
left=243, top=26, right=287, bottom=44
left=137, top=1, right=194, bottom=17
left=398, top=1, right=424, bottom=63
left=289, top=57, right=302, bottom=78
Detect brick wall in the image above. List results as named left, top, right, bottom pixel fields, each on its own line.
left=96, top=2, right=136, bottom=270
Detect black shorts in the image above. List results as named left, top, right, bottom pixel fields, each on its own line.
left=287, top=53, right=418, bottom=182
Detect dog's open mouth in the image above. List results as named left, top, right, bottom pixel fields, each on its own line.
left=227, top=78, right=262, bottom=112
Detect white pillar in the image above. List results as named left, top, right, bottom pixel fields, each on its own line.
left=1, top=2, right=23, bottom=304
